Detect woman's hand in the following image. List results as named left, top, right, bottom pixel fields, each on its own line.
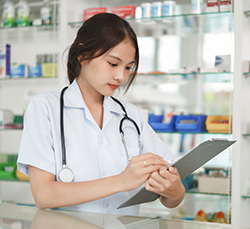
left=118, top=153, right=168, bottom=192
left=145, top=166, right=185, bottom=208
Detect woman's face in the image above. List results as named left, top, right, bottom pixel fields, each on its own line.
left=77, top=37, right=136, bottom=98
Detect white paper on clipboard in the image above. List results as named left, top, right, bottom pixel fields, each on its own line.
left=117, top=139, right=236, bottom=209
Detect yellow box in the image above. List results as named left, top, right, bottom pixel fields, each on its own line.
left=16, top=169, right=29, bottom=181
left=41, top=63, right=58, bottom=77
left=205, top=115, right=232, bottom=133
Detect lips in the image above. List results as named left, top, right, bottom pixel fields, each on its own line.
left=109, top=84, right=119, bottom=90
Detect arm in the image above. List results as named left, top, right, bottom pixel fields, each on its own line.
left=29, top=153, right=168, bottom=209
left=144, top=166, right=185, bottom=209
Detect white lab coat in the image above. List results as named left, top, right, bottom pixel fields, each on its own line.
left=17, top=79, right=174, bottom=215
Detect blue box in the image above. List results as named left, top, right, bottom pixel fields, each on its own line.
left=175, top=115, right=207, bottom=133
left=149, top=114, right=177, bottom=132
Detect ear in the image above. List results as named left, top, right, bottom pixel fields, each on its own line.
left=77, top=55, right=85, bottom=65
left=77, top=43, right=85, bottom=65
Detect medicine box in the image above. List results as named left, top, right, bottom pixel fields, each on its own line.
left=175, top=115, right=207, bottom=133
left=41, top=63, right=58, bottom=77
left=198, top=176, right=230, bottom=194
left=215, top=55, right=231, bottom=72
left=205, top=115, right=231, bottom=133
left=0, top=44, right=11, bottom=78
left=0, top=162, right=17, bottom=180
left=83, top=7, right=106, bottom=21
left=148, top=114, right=176, bottom=132
left=111, top=6, right=136, bottom=19
left=11, top=64, right=29, bottom=78
left=0, top=109, right=14, bottom=128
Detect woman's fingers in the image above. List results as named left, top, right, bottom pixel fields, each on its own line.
left=131, top=152, right=169, bottom=168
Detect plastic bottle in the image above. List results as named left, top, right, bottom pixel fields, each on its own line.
left=2, top=0, right=15, bottom=27
left=17, top=0, right=30, bottom=27
left=40, top=0, right=52, bottom=25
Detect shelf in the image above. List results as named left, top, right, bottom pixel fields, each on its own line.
left=242, top=134, right=250, bottom=137
left=155, top=131, right=231, bottom=135
left=0, top=24, right=58, bottom=31
left=0, top=77, right=58, bottom=82
left=137, top=72, right=232, bottom=83
left=138, top=72, right=232, bottom=76
left=68, top=11, right=233, bottom=27
left=242, top=194, right=250, bottom=199
left=186, top=188, right=230, bottom=196
left=0, top=128, right=22, bottom=131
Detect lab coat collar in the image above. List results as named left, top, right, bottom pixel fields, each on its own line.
left=104, top=96, right=126, bottom=116
left=63, top=79, right=86, bottom=109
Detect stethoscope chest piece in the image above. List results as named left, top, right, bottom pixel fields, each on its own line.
left=59, top=166, right=74, bottom=182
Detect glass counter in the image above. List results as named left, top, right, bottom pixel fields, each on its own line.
left=0, top=203, right=245, bottom=229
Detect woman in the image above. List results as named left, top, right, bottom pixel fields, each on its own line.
left=17, top=13, right=185, bottom=215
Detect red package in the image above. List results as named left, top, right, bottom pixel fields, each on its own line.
left=111, top=6, right=136, bottom=19
left=83, top=7, right=107, bottom=21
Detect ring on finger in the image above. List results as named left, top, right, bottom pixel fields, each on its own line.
left=144, top=160, right=147, bottom=167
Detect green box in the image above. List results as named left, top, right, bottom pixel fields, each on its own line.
left=0, top=162, right=17, bottom=180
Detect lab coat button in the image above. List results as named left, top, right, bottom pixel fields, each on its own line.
left=101, top=171, right=105, bottom=176
left=106, top=202, right=110, bottom=207
left=100, top=138, right=104, bottom=144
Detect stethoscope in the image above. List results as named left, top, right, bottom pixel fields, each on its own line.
left=58, top=86, right=142, bottom=182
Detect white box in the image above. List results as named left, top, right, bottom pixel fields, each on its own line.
left=215, top=55, right=231, bottom=72
left=0, top=44, right=11, bottom=78
left=242, top=60, right=250, bottom=73
left=0, top=110, right=13, bottom=128
left=198, top=176, right=230, bottom=194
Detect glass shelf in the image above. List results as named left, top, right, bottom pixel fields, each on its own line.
left=242, top=134, right=250, bottom=137
left=0, top=24, right=58, bottom=31
left=0, top=128, right=22, bottom=131
left=68, top=11, right=232, bottom=27
left=138, top=72, right=232, bottom=76
left=0, top=76, right=57, bottom=81
left=186, top=188, right=230, bottom=196
left=155, top=131, right=231, bottom=135
left=242, top=194, right=250, bottom=199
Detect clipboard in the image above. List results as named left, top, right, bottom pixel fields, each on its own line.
left=117, top=139, right=236, bottom=209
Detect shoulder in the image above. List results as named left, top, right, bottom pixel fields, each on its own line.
left=28, top=91, right=60, bottom=109
left=25, top=90, right=61, bottom=117
left=31, top=90, right=60, bottom=104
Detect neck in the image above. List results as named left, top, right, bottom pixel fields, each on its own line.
left=76, top=77, right=104, bottom=107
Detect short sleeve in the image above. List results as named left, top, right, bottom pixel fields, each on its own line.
left=139, top=109, right=175, bottom=161
left=17, top=95, right=56, bottom=176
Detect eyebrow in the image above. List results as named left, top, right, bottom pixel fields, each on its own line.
left=107, top=55, right=135, bottom=65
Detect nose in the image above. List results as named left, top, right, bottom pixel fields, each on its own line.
left=113, top=67, right=125, bottom=82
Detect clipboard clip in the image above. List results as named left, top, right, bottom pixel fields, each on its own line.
left=211, top=138, right=228, bottom=141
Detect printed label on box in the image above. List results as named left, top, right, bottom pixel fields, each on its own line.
left=83, top=7, right=106, bottom=21
left=0, top=44, right=11, bottom=78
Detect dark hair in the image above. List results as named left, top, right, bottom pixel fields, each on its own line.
left=67, top=13, right=139, bottom=92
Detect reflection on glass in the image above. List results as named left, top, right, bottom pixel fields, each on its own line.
left=30, top=209, right=153, bottom=229
left=31, top=210, right=103, bottom=229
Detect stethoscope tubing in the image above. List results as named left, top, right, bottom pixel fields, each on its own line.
left=59, top=87, right=142, bottom=182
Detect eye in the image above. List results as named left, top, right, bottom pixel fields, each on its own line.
left=126, top=66, right=133, bottom=71
left=108, top=62, right=117, bottom=67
